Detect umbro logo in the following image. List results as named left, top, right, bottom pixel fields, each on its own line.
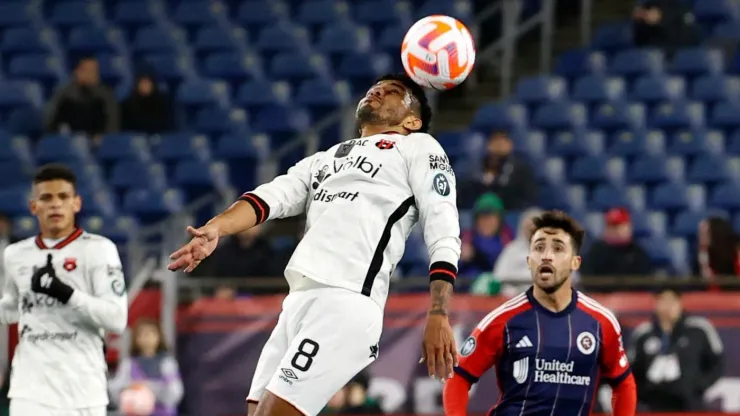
left=281, top=368, right=298, bottom=380
left=516, top=336, right=534, bottom=348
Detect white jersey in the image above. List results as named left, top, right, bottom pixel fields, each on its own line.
left=0, top=230, right=128, bottom=409
left=240, top=132, right=461, bottom=308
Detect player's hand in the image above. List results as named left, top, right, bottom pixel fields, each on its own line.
left=167, top=225, right=220, bottom=273
left=420, top=313, right=458, bottom=380
left=31, top=254, right=74, bottom=303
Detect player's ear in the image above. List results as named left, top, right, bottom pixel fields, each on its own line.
left=402, top=114, right=422, bottom=132
left=72, top=193, right=82, bottom=214
left=29, top=199, right=37, bottom=216
left=570, top=255, right=582, bottom=271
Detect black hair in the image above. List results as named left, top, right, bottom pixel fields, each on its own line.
left=374, top=73, right=432, bottom=133
left=75, top=56, right=97, bottom=68
left=654, top=287, right=681, bottom=298
left=530, top=210, right=586, bottom=254
left=33, top=164, right=77, bottom=190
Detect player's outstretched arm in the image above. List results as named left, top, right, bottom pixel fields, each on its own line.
left=66, top=240, right=128, bottom=333
left=168, top=154, right=317, bottom=272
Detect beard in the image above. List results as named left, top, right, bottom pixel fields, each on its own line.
left=356, top=102, right=404, bottom=129
left=533, top=270, right=570, bottom=294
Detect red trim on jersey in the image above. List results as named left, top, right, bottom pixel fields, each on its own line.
left=431, top=269, right=456, bottom=279
left=577, top=296, right=631, bottom=382
left=611, top=372, right=637, bottom=416
left=381, top=131, right=402, bottom=135
left=34, top=228, right=83, bottom=250
left=239, top=193, right=268, bottom=224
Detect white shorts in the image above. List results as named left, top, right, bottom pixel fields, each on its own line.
left=247, top=286, right=383, bottom=416
left=10, top=399, right=106, bottom=416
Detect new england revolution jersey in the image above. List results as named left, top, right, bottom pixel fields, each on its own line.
left=453, top=288, right=630, bottom=416
left=239, top=132, right=461, bottom=308
left=0, top=230, right=128, bottom=409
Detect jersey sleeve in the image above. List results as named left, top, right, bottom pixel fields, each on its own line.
left=403, top=134, right=461, bottom=282
left=67, top=239, right=128, bottom=334
left=239, top=154, right=317, bottom=224
left=0, top=248, right=19, bottom=324
left=455, top=318, right=506, bottom=382
left=599, top=315, right=631, bottom=385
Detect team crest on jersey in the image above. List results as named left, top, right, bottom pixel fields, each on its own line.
left=576, top=331, right=596, bottom=355
left=460, top=336, right=476, bottom=356
left=63, top=257, right=77, bottom=272
left=375, top=139, right=395, bottom=150
left=433, top=173, right=451, bottom=196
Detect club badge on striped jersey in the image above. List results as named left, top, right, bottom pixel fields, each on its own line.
left=576, top=331, right=596, bottom=355
left=460, top=336, right=476, bottom=356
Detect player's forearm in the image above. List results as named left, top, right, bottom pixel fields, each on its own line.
left=206, top=200, right=259, bottom=237
left=0, top=295, right=19, bottom=324
left=429, top=280, right=453, bottom=315
left=67, top=292, right=128, bottom=333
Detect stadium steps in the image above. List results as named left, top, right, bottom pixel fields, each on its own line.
left=435, top=0, right=632, bottom=132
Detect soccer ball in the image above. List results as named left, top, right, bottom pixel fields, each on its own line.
left=401, top=15, right=476, bottom=90
left=119, top=383, right=156, bottom=416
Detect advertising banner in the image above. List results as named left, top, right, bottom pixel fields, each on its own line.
left=177, top=293, right=740, bottom=416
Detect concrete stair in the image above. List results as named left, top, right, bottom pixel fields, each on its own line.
left=433, top=0, right=634, bottom=132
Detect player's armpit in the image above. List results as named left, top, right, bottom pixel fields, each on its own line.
left=443, top=374, right=472, bottom=416
left=610, top=372, right=637, bottom=416
left=0, top=294, right=19, bottom=324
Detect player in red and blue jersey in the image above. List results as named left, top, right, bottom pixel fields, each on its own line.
left=443, top=211, right=637, bottom=416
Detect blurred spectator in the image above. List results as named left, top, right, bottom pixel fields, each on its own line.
left=628, top=288, right=723, bottom=411
left=632, top=0, right=700, bottom=52
left=460, top=193, right=513, bottom=278
left=194, top=225, right=286, bottom=292
left=580, top=208, right=653, bottom=289
left=109, top=318, right=184, bottom=416
left=120, top=72, right=175, bottom=135
left=45, top=56, right=119, bottom=144
left=491, top=208, right=543, bottom=295
left=459, top=130, right=538, bottom=210
left=320, top=371, right=382, bottom=415
left=694, top=216, right=739, bottom=285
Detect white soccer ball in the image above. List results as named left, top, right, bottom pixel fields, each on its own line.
left=401, top=15, right=476, bottom=90
left=120, top=383, right=156, bottom=416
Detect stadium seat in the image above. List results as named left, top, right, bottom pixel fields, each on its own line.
left=96, top=133, right=151, bottom=163
left=651, top=182, right=704, bottom=211
left=569, top=155, right=611, bottom=184
left=630, top=75, right=686, bottom=103
left=194, top=106, right=248, bottom=136
left=295, top=79, right=350, bottom=118
left=142, top=53, right=195, bottom=83
left=709, top=181, right=740, bottom=209
left=590, top=102, right=646, bottom=132
left=236, top=0, right=288, bottom=32
left=67, top=26, right=124, bottom=55
left=691, top=75, right=740, bottom=102
left=49, top=1, right=103, bottom=27
left=627, top=154, right=683, bottom=184
left=667, top=130, right=724, bottom=156
left=0, top=160, right=32, bottom=189
left=610, top=48, right=664, bottom=78
left=548, top=130, right=604, bottom=158
left=672, top=210, right=706, bottom=237
left=0, top=2, right=38, bottom=28
left=109, top=161, right=167, bottom=193
left=235, top=80, right=290, bottom=113
left=470, top=103, right=528, bottom=132
left=693, top=0, right=737, bottom=25
left=296, top=0, right=349, bottom=26
left=532, top=103, right=587, bottom=131
left=176, top=79, right=231, bottom=108
left=269, top=52, right=329, bottom=84
left=8, top=54, right=65, bottom=86
left=1, top=27, right=59, bottom=54
left=607, top=130, right=664, bottom=157
left=172, top=1, right=225, bottom=27
left=0, top=81, right=44, bottom=110
left=254, top=23, right=305, bottom=53
left=515, top=76, right=567, bottom=105
left=589, top=183, right=630, bottom=210
left=81, top=215, right=139, bottom=245
left=354, top=0, right=409, bottom=27
left=155, top=133, right=211, bottom=163
left=123, top=188, right=184, bottom=224
left=649, top=101, right=705, bottom=131
left=315, top=23, right=370, bottom=57
left=193, top=25, right=243, bottom=55
left=0, top=187, right=30, bottom=216
left=214, top=133, right=260, bottom=190
left=553, top=49, right=606, bottom=79
left=710, top=101, right=740, bottom=130
left=671, top=48, right=725, bottom=76
left=36, top=134, right=93, bottom=164
left=571, top=75, right=625, bottom=103
left=687, top=154, right=732, bottom=183
left=133, top=26, right=181, bottom=54
left=113, top=1, right=159, bottom=28
left=590, top=22, right=633, bottom=52
left=172, top=160, right=230, bottom=201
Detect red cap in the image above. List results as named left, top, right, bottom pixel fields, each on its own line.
left=605, top=207, right=631, bottom=225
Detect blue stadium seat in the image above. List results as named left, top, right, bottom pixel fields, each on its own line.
left=337, top=53, right=392, bottom=92
left=590, top=22, right=633, bottom=52
left=607, top=130, right=664, bottom=157
left=97, top=54, right=131, bottom=86
left=235, top=79, right=290, bottom=112
left=1, top=27, right=59, bottom=54
left=589, top=183, right=630, bottom=210
left=671, top=48, right=724, bottom=76
left=354, top=0, right=409, bottom=27
left=295, top=79, right=350, bottom=117
left=0, top=2, right=38, bottom=28
left=650, top=101, right=705, bottom=131
left=254, top=23, right=304, bottom=53
left=172, top=160, right=230, bottom=201
left=691, top=75, right=740, bottom=102
left=67, top=26, right=124, bottom=55
left=123, top=188, right=184, bottom=224
left=554, top=49, right=606, bottom=79
left=548, top=130, right=604, bottom=158
left=176, top=79, right=230, bottom=108
left=194, top=106, right=248, bottom=136
left=236, top=1, right=288, bottom=30
left=8, top=54, right=65, bottom=85
left=193, top=25, right=242, bottom=55
left=590, top=102, right=646, bottom=132
left=627, top=154, right=681, bottom=184
left=0, top=81, right=44, bottom=110
left=538, top=183, right=574, bottom=210
left=515, top=76, right=567, bottom=104
left=532, top=103, right=587, bottom=130
left=11, top=216, right=37, bottom=239
left=296, top=0, right=348, bottom=26
left=610, top=48, right=664, bottom=77
left=270, top=52, right=328, bottom=84
left=651, top=182, right=697, bottom=211
left=36, top=134, right=93, bottom=164
left=133, top=26, right=180, bottom=54
left=315, top=23, right=370, bottom=56
left=672, top=210, right=706, bottom=237
left=113, top=1, right=159, bottom=28
left=571, top=75, right=625, bottom=103
left=6, top=107, right=43, bottom=136
left=0, top=187, right=30, bottom=216
left=727, top=130, right=740, bottom=155
left=630, top=75, right=686, bottom=102
left=693, top=0, right=737, bottom=25
left=710, top=101, right=740, bottom=130
left=96, top=133, right=150, bottom=163
left=378, top=25, right=406, bottom=55
left=252, top=105, right=311, bottom=141
left=639, top=237, right=673, bottom=266
left=569, top=155, right=610, bottom=184
left=81, top=215, right=139, bottom=244
left=415, top=0, right=472, bottom=23
left=109, top=160, right=167, bottom=192
left=0, top=160, right=32, bottom=189
left=470, top=103, right=528, bottom=132
left=0, top=131, right=32, bottom=162
left=172, top=1, right=225, bottom=27
left=214, top=133, right=260, bottom=190
left=142, top=53, right=194, bottom=83
left=709, top=181, right=740, bottom=209
left=667, top=130, right=724, bottom=156
left=687, top=154, right=732, bottom=183
left=49, top=1, right=103, bottom=27
left=155, top=133, right=211, bottom=162
left=714, top=22, right=740, bottom=41
left=203, top=52, right=262, bottom=81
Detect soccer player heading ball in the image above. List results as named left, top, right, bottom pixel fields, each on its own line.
left=444, top=211, right=637, bottom=416
left=169, top=73, right=462, bottom=416
left=0, top=164, right=128, bottom=416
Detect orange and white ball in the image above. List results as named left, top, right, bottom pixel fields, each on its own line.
left=120, top=383, right=156, bottom=416
left=401, top=15, right=476, bottom=90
